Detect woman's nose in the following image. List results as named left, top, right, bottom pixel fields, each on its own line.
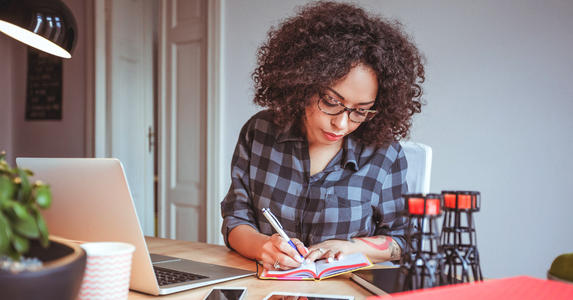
left=331, top=111, right=349, bottom=130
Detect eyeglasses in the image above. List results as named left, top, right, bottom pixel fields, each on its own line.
left=317, top=88, right=378, bottom=123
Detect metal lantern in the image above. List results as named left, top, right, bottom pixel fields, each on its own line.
left=440, top=191, right=483, bottom=284
left=399, top=193, right=447, bottom=291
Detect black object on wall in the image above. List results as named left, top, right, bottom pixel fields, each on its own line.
left=26, top=47, right=63, bottom=120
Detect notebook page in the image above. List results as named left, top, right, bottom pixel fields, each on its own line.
left=263, top=260, right=318, bottom=278
left=316, top=252, right=371, bottom=278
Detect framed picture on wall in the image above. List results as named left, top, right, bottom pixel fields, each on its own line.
left=25, top=48, right=63, bottom=120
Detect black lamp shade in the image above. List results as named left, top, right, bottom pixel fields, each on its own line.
left=0, top=0, right=77, bottom=58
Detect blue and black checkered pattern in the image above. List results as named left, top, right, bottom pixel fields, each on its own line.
left=221, top=110, right=408, bottom=251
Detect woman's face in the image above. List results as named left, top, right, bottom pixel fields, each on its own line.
left=303, top=64, right=378, bottom=148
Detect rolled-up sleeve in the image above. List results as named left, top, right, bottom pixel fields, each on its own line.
left=373, top=144, right=408, bottom=253
left=220, top=120, right=259, bottom=248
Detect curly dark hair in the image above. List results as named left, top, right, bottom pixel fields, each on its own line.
left=252, top=1, right=425, bottom=146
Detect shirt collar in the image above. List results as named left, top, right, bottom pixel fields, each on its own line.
left=276, top=124, right=360, bottom=172
left=342, top=136, right=359, bottom=171
left=276, top=123, right=305, bottom=143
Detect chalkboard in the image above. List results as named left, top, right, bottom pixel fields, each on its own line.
left=25, top=48, right=63, bottom=120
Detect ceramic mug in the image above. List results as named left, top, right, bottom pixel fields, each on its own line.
left=77, top=242, right=135, bottom=300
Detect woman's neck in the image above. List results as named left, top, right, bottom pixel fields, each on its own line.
left=307, top=140, right=343, bottom=176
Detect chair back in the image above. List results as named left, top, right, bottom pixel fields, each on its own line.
left=400, top=142, right=432, bottom=194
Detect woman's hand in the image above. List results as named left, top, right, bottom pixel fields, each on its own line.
left=259, top=233, right=308, bottom=270
left=305, top=236, right=402, bottom=264
left=304, top=239, right=349, bottom=263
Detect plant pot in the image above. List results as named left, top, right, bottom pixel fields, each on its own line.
left=0, top=236, right=87, bottom=300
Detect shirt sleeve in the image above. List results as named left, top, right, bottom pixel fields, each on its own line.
left=220, top=119, right=260, bottom=249
left=373, top=143, right=408, bottom=254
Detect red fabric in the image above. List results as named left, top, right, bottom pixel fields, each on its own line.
left=368, top=276, right=573, bottom=300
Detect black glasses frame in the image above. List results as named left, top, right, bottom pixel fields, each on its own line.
left=317, top=87, right=378, bottom=123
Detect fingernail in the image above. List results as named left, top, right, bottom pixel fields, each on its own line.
left=303, top=259, right=310, bottom=264
left=337, top=254, right=344, bottom=261
left=296, top=255, right=303, bottom=263
left=327, top=257, right=333, bottom=263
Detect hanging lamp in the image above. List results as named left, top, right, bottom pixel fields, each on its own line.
left=0, top=0, right=77, bottom=58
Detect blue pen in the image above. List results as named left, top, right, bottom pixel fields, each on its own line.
left=261, top=208, right=304, bottom=259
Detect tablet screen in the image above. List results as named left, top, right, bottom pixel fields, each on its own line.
left=204, top=288, right=247, bottom=300
left=350, top=267, right=403, bottom=294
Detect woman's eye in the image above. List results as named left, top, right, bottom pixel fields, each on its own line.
left=323, top=95, right=339, bottom=106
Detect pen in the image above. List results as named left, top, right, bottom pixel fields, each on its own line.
left=261, top=208, right=304, bottom=259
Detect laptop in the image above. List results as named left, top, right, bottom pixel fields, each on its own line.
left=16, top=158, right=254, bottom=295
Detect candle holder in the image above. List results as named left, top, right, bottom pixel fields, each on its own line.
left=440, top=191, right=483, bottom=284
left=399, top=193, right=446, bottom=291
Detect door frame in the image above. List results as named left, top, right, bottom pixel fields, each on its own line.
left=87, top=0, right=224, bottom=244
left=88, top=0, right=112, bottom=158
left=205, top=0, right=224, bottom=245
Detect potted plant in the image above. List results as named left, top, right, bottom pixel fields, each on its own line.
left=0, top=151, right=87, bottom=300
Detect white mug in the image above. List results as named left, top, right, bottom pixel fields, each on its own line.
left=78, top=242, right=135, bottom=300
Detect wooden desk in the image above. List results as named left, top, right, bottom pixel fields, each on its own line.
left=128, top=237, right=373, bottom=300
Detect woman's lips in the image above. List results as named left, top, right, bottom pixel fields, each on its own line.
left=323, top=131, right=344, bottom=141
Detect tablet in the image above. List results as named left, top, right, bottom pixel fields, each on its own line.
left=349, top=267, right=403, bottom=295
left=203, top=287, right=247, bottom=300
left=263, top=292, right=354, bottom=300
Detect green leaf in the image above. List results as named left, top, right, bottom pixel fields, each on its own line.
left=16, top=169, right=31, bottom=203
left=36, top=212, right=50, bottom=248
left=0, top=212, right=12, bottom=254
left=13, top=213, right=39, bottom=238
left=12, top=233, right=30, bottom=255
left=0, top=198, right=17, bottom=215
left=0, top=175, right=15, bottom=204
left=34, top=184, right=52, bottom=209
left=0, top=159, right=9, bottom=172
left=11, top=202, right=29, bottom=219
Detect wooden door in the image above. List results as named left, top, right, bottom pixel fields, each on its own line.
left=95, top=0, right=155, bottom=236
left=158, top=0, right=208, bottom=242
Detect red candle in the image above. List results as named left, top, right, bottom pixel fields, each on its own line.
left=444, top=193, right=473, bottom=209
left=408, top=197, right=440, bottom=215
left=444, top=194, right=454, bottom=208
left=408, top=198, right=423, bottom=215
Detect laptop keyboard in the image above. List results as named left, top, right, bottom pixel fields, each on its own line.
left=154, top=266, right=208, bottom=286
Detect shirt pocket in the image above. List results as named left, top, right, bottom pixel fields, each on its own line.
left=318, top=186, right=372, bottom=239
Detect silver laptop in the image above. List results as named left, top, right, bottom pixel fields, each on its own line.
left=16, top=158, right=254, bottom=295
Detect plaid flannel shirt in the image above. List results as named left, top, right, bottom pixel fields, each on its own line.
left=221, top=110, right=408, bottom=251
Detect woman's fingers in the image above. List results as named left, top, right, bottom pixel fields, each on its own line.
left=271, top=234, right=304, bottom=264
left=263, top=262, right=284, bottom=271
left=304, top=247, right=326, bottom=263
left=304, top=248, right=344, bottom=263
left=263, top=253, right=299, bottom=270
left=324, top=249, right=336, bottom=263
left=292, top=238, right=309, bottom=256
left=334, top=250, right=344, bottom=261
left=267, top=234, right=303, bottom=268
left=262, top=237, right=345, bottom=270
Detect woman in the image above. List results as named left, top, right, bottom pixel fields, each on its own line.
left=221, top=1, right=424, bottom=271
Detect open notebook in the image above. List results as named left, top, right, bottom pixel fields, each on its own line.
left=260, top=252, right=372, bottom=280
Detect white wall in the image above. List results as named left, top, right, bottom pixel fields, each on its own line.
left=222, top=0, right=573, bottom=279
